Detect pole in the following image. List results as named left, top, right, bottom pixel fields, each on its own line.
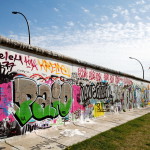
left=129, top=57, right=144, bottom=79
left=12, top=11, right=31, bottom=45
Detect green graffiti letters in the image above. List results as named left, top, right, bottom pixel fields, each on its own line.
left=13, top=77, right=72, bottom=126
left=32, top=103, right=56, bottom=119
left=15, top=100, right=33, bottom=125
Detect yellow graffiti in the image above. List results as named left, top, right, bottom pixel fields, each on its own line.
left=38, top=59, right=71, bottom=77
left=94, top=103, right=104, bottom=117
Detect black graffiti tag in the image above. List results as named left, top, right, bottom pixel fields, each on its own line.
left=80, top=83, right=112, bottom=106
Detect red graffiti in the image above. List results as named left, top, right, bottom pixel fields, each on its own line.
left=89, top=71, right=101, bottom=81
left=115, top=76, right=120, bottom=84
left=110, top=75, right=115, bottom=83
left=104, top=73, right=109, bottom=81
left=0, top=51, right=23, bottom=65
left=95, top=73, right=101, bottom=81
left=124, top=78, right=133, bottom=85
left=78, top=68, right=88, bottom=78
left=78, top=68, right=101, bottom=81
left=89, top=70, right=95, bottom=80
left=115, top=76, right=124, bottom=84
left=24, top=56, right=38, bottom=71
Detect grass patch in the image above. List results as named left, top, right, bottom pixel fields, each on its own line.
left=65, top=113, right=150, bottom=150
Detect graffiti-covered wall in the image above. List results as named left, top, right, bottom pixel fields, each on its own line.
left=0, top=36, right=150, bottom=138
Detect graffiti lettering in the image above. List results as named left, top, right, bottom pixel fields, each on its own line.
left=78, top=68, right=101, bottom=81
left=0, top=62, right=15, bottom=73
left=38, top=59, right=71, bottom=77
left=0, top=47, right=149, bottom=139
left=78, top=68, right=88, bottom=78
left=110, top=75, right=115, bottom=83
left=13, top=77, right=72, bottom=126
left=24, top=56, right=38, bottom=71
left=0, top=59, right=17, bottom=84
left=80, top=83, right=112, bottom=106
left=0, top=62, right=17, bottom=83
left=104, top=73, right=109, bottom=81
left=89, top=70, right=101, bottom=81
left=0, top=51, right=23, bottom=65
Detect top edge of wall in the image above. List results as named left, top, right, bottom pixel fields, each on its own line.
left=0, top=35, right=149, bottom=83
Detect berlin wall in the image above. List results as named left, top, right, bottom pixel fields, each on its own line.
left=0, top=36, right=150, bottom=138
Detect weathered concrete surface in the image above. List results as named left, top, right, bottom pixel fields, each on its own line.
left=0, top=106, right=150, bottom=150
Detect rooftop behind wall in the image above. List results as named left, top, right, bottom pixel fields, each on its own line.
left=0, top=35, right=149, bottom=83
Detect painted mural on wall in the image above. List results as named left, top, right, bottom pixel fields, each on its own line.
left=0, top=46, right=150, bottom=138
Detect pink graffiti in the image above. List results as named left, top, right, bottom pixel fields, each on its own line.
left=115, top=76, right=124, bottom=84
left=110, top=75, right=115, bottom=83
left=78, top=68, right=88, bottom=78
left=124, top=78, right=133, bottom=85
left=104, top=73, right=109, bottom=81
left=70, top=85, right=85, bottom=113
left=95, top=73, right=101, bottom=81
left=89, top=70, right=96, bottom=80
left=45, top=79, right=54, bottom=86
left=89, top=71, right=101, bottom=81
left=78, top=68, right=102, bottom=82
left=0, top=82, right=14, bottom=122
left=24, top=56, right=38, bottom=71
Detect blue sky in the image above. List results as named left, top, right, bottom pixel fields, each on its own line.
left=1, top=0, right=150, bottom=80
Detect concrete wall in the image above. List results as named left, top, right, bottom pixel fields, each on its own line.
left=0, top=36, right=150, bottom=138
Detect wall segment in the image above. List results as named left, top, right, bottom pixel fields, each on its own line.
left=0, top=36, right=150, bottom=138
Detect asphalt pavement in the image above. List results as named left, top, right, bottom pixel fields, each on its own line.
left=0, top=106, right=150, bottom=150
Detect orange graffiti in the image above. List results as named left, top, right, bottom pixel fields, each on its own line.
left=37, top=59, right=71, bottom=77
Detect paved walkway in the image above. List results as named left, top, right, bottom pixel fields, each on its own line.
left=0, top=107, right=150, bottom=150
